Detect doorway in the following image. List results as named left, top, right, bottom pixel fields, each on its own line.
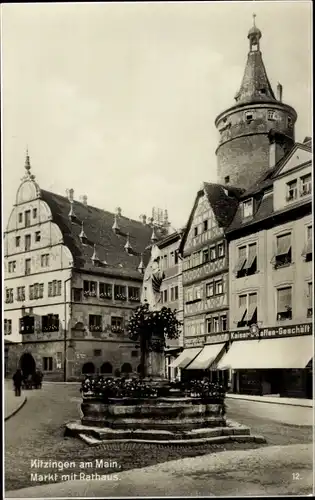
left=19, top=352, right=36, bottom=378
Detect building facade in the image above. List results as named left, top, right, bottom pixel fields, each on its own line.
left=223, top=140, right=312, bottom=398
left=173, top=183, right=242, bottom=383
left=4, top=155, right=169, bottom=381
left=170, top=19, right=312, bottom=397
left=158, top=231, right=184, bottom=381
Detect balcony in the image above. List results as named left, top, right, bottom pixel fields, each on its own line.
left=100, top=292, right=112, bottom=300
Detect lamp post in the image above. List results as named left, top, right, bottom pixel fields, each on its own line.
left=63, top=273, right=72, bottom=382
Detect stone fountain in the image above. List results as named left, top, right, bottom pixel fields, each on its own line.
left=65, top=243, right=265, bottom=446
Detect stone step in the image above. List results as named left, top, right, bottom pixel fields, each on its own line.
left=66, top=421, right=254, bottom=443
left=81, top=415, right=225, bottom=431
left=77, top=432, right=266, bottom=447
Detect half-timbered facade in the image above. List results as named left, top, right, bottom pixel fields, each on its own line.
left=174, top=182, right=242, bottom=381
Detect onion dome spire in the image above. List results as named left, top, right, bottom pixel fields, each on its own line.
left=138, top=254, right=145, bottom=274
left=112, top=213, right=120, bottom=234
left=124, top=232, right=132, bottom=253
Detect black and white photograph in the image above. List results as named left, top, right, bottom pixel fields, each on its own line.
left=2, top=1, right=313, bottom=497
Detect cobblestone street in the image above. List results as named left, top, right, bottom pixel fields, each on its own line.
left=5, top=382, right=313, bottom=493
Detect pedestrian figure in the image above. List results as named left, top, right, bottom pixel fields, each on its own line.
left=35, top=369, right=43, bottom=389
left=13, top=368, right=22, bottom=397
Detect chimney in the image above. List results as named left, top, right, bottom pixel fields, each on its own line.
left=67, top=188, right=74, bottom=202
left=82, top=195, right=88, bottom=206
left=269, top=130, right=286, bottom=169
left=116, top=207, right=122, bottom=217
left=277, top=83, right=283, bottom=102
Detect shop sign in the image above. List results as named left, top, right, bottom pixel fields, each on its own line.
left=230, top=323, right=312, bottom=341
left=205, top=333, right=230, bottom=345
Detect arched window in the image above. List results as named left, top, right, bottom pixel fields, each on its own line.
left=82, top=362, right=95, bottom=374
left=121, top=363, right=132, bottom=374
left=100, top=362, right=113, bottom=374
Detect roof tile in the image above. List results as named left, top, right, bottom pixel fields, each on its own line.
left=40, top=190, right=157, bottom=279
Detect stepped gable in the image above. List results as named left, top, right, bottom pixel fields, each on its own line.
left=41, top=189, right=154, bottom=279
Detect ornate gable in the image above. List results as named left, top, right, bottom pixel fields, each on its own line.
left=184, top=194, right=223, bottom=254
left=275, top=146, right=312, bottom=177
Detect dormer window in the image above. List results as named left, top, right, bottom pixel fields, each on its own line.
left=260, top=88, right=266, bottom=94
left=194, top=227, right=198, bottom=237
left=267, top=110, right=276, bottom=121
left=245, top=111, right=254, bottom=123
left=287, top=116, right=293, bottom=129
left=242, top=199, right=253, bottom=218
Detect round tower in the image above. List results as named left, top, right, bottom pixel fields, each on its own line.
left=215, top=16, right=297, bottom=190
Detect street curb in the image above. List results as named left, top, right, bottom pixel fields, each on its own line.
left=43, top=382, right=81, bottom=384
left=5, top=395, right=27, bottom=422
left=226, top=395, right=313, bottom=408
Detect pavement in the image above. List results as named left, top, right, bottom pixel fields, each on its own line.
left=6, top=443, right=314, bottom=497
left=226, top=397, right=313, bottom=427
left=4, top=381, right=27, bottom=420
left=226, top=393, right=313, bottom=408
left=5, top=382, right=313, bottom=496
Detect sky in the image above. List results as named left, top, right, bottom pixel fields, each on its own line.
left=1, top=1, right=312, bottom=230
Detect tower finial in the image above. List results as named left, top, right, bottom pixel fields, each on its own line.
left=22, top=146, right=36, bottom=181
left=25, top=147, right=31, bottom=172
left=247, top=14, right=262, bottom=52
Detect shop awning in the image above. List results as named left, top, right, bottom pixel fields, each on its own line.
left=169, top=347, right=202, bottom=369
left=185, top=343, right=226, bottom=370
left=217, top=336, right=313, bottom=370
left=233, top=256, right=247, bottom=273
left=243, top=245, right=257, bottom=270
left=275, top=234, right=291, bottom=256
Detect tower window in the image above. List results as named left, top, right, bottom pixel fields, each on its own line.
left=260, top=88, right=266, bottom=94
left=224, top=176, right=230, bottom=184
left=287, top=116, right=293, bottom=128
left=245, top=111, right=254, bottom=123
left=267, top=110, right=276, bottom=121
